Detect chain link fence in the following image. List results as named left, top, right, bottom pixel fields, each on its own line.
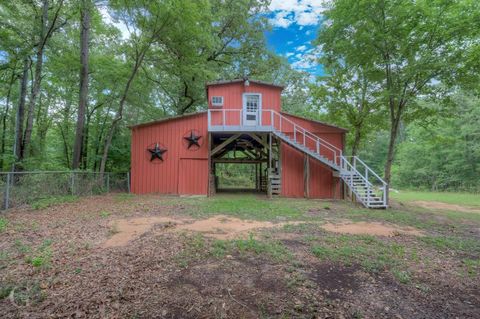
left=0, top=171, right=130, bottom=210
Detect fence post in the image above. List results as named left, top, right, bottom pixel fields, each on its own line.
left=70, top=172, right=75, bottom=196
left=127, top=172, right=130, bottom=193
left=3, top=172, right=11, bottom=210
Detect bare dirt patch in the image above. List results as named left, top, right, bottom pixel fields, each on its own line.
left=175, top=215, right=302, bottom=240
left=413, top=200, right=480, bottom=213
left=104, top=215, right=303, bottom=247
left=103, top=216, right=180, bottom=248
left=321, top=221, right=424, bottom=237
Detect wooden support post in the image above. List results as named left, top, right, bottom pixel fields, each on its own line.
left=268, top=133, right=272, bottom=198
left=207, top=132, right=212, bottom=196
left=304, top=155, right=310, bottom=198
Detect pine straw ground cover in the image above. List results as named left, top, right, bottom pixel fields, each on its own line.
left=0, top=193, right=479, bottom=318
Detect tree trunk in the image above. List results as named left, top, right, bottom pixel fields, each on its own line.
left=99, top=49, right=148, bottom=176
left=22, top=0, right=49, bottom=159
left=351, top=126, right=362, bottom=157
left=384, top=110, right=402, bottom=186
left=1, top=72, right=16, bottom=170
left=72, top=0, right=90, bottom=169
left=13, top=58, right=30, bottom=170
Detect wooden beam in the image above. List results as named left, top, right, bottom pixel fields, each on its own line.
left=212, top=159, right=268, bottom=164
left=247, top=133, right=268, bottom=149
left=211, top=134, right=241, bottom=156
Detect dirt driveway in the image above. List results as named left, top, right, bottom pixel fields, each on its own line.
left=0, top=194, right=478, bottom=318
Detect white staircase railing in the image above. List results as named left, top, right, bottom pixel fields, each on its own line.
left=207, top=109, right=388, bottom=208
left=340, top=156, right=388, bottom=208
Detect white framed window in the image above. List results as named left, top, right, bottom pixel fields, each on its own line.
left=211, top=96, right=224, bottom=107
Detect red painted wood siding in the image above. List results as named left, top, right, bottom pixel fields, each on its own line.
left=281, top=114, right=345, bottom=199
left=281, top=144, right=304, bottom=198
left=131, top=113, right=209, bottom=195
left=178, top=159, right=208, bottom=195
left=207, top=82, right=282, bottom=126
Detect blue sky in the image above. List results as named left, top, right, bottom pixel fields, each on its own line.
left=265, top=0, right=326, bottom=76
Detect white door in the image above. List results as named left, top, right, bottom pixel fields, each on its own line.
left=243, top=94, right=261, bottom=126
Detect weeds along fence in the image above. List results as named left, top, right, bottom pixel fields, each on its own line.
left=0, top=171, right=130, bottom=210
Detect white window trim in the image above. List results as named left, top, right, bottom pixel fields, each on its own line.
left=211, top=96, right=224, bottom=107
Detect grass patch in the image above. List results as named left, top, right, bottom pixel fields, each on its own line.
left=462, top=258, right=480, bottom=277
left=212, top=234, right=292, bottom=262
left=100, top=210, right=110, bottom=218
left=114, top=193, right=135, bottom=202
left=0, top=281, right=46, bottom=305
left=311, top=233, right=410, bottom=278
left=182, top=194, right=321, bottom=221
left=0, top=217, right=7, bottom=232
left=420, top=235, right=480, bottom=254
left=31, top=195, right=78, bottom=210
left=175, top=233, right=207, bottom=268
left=25, top=239, right=53, bottom=268
left=391, top=190, right=480, bottom=207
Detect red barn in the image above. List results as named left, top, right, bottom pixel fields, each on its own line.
left=130, top=79, right=388, bottom=208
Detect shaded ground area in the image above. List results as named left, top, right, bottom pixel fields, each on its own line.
left=0, top=193, right=479, bottom=318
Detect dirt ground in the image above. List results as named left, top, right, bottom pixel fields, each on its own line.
left=0, top=194, right=479, bottom=318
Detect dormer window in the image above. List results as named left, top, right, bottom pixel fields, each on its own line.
left=211, top=96, right=224, bottom=107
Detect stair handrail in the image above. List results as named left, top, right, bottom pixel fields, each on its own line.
left=342, top=156, right=388, bottom=206
left=269, top=110, right=343, bottom=165
left=351, top=156, right=387, bottom=187
left=339, top=156, right=371, bottom=206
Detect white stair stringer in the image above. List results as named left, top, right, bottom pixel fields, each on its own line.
left=269, top=113, right=388, bottom=208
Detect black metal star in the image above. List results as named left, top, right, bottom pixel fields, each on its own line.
left=184, top=131, right=202, bottom=149
left=147, top=143, right=167, bottom=161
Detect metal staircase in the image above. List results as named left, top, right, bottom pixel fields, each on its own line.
left=269, top=111, right=388, bottom=209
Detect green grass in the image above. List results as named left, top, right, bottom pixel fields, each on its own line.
left=212, top=234, right=292, bottom=262
left=420, top=235, right=480, bottom=254
left=30, top=195, right=78, bottom=210
left=25, top=239, right=53, bottom=268
left=391, top=190, right=480, bottom=207
left=0, top=217, right=7, bottom=232
left=181, top=194, right=321, bottom=221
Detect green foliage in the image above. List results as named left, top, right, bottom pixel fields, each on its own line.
left=0, top=217, right=7, bottom=232
left=392, top=93, right=480, bottom=192
left=31, top=196, right=78, bottom=210
left=316, top=0, right=480, bottom=182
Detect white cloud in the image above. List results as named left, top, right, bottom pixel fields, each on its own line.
left=269, top=10, right=294, bottom=28
left=285, top=52, right=295, bottom=57
left=296, top=45, right=307, bottom=52
left=269, top=0, right=327, bottom=28
left=290, top=47, right=322, bottom=71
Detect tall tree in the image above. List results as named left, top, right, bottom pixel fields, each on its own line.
left=317, top=0, right=480, bottom=185
left=22, top=0, right=65, bottom=159
left=311, top=64, right=384, bottom=156
left=72, top=0, right=91, bottom=169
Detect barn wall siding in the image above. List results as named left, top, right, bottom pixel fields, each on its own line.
left=207, top=82, right=282, bottom=111
left=131, top=113, right=208, bottom=195
left=281, top=114, right=345, bottom=199
left=131, top=81, right=345, bottom=199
